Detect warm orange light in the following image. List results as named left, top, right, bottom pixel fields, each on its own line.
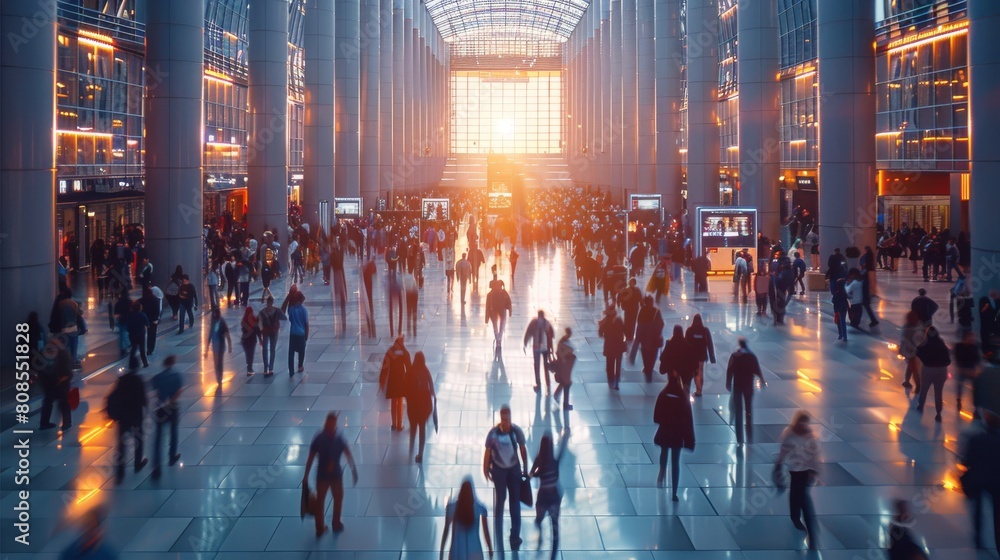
left=78, top=37, right=114, bottom=51
left=795, top=69, right=816, bottom=81
left=204, top=69, right=234, bottom=84
left=886, top=21, right=969, bottom=53
left=960, top=410, right=974, bottom=421
left=58, top=130, right=113, bottom=138
left=75, top=488, right=101, bottom=506
left=79, top=421, right=114, bottom=445
left=78, top=29, right=114, bottom=45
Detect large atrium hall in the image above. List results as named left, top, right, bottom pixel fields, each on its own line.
left=2, top=0, right=1000, bottom=558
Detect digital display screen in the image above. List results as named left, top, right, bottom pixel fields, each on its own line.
left=699, top=209, right=756, bottom=248
left=630, top=194, right=661, bottom=211
left=488, top=182, right=513, bottom=214
left=334, top=198, right=362, bottom=217
left=421, top=198, right=450, bottom=221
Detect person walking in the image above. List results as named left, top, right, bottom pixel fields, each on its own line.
left=653, top=369, right=695, bottom=501
left=404, top=273, right=419, bottom=337
left=126, top=301, right=150, bottom=368
left=552, top=328, right=576, bottom=410
left=726, top=337, right=766, bottom=446
left=440, top=478, right=493, bottom=560
left=303, top=412, right=359, bottom=536
left=599, top=306, right=627, bottom=390
left=632, top=295, right=665, bottom=381
left=911, top=288, right=939, bottom=327
left=444, top=246, right=456, bottom=297
left=483, top=404, right=529, bottom=554
left=236, top=260, right=252, bottom=308
left=509, top=245, right=519, bottom=290
left=915, top=326, right=951, bottom=421
left=177, top=275, right=198, bottom=334
left=165, top=265, right=184, bottom=319
left=685, top=314, right=716, bottom=397
left=113, top=290, right=132, bottom=358
left=959, top=408, right=1000, bottom=556
left=860, top=257, right=880, bottom=328
left=529, top=432, right=567, bottom=559
left=791, top=252, right=807, bottom=296
left=239, top=306, right=262, bottom=376
left=379, top=335, right=411, bottom=431
left=223, top=255, right=238, bottom=306
left=619, top=278, right=643, bottom=344
left=754, top=271, right=770, bottom=316
left=733, top=251, right=750, bottom=303
left=139, top=286, right=162, bottom=356
left=775, top=410, right=822, bottom=550
left=257, top=296, right=286, bottom=377
left=108, top=358, right=148, bottom=484
left=287, top=291, right=309, bottom=376
left=955, top=331, right=981, bottom=411
left=660, top=325, right=695, bottom=393
left=899, top=311, right=925, bottom=392
left=206, top=265, right=221, bottom=310
left=39, top=346, right=73, bottom=431
left=524, top=310, right=555, bottom=393
left=150, top=355, right=183, bottom=480
left=646, top=258, right=670, bottom=304
left=485, top=280, right=512, bottom=357
left=406, top=351, right=436, bottom=463
left=846, top=271, right=865, bottom=329
left=456, top=252, right=472, bottom=305
left=203, top=308, right=232, bottom=388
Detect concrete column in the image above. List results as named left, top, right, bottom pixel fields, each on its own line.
left=622, top=0, right=638, bottom=194
left=969, top=1, right=1000, bottom=300
left=737, top=0, right=781, bottom=238
left=360, top=0, right=380, bottom=208
left=335, top=0, right=361, bottom=199
left=601, top=0, right=612, bottom=188
left=610, top=0, right=623, bottom=193
left=686, top=0, right=721, bottom=211
left=817, top=0, right=876, bottom=263
left=1, top=0, right=57, bottom=361
left=303, top=0, right=336, bottom=230
left=379, top=0, right=394, bottom=208
left=590, top=5, right=600, bottom=182
left=417, top=18, right=427, bottom=188
left=656, top=0, right=684, bottom=214
left=248, top=0, right=288, bottom=240
left=393, top=0, right=405, bottom=197
left=404, top=0, right=414, bottom=189
left=636, top=0, right=656, bottom=193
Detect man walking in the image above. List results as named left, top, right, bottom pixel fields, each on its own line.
left=619, top=277, right=643, bottom=344
left=288, top=292, right=309, bottom=376
left=911, top=288, right=939, bottom=327
left=726, top=337, right=766, bottom=446
left=177, top=275, right=198, bottom=334
left=524, top=310, right=555, bottom=393
left=150, top=355, right=183, bottom=480
left=108, top=358, right=148, bottom=484
left=483, top=405, right=529, bottom=554
left=456, top=252, right=473, bottom=305
left=304, top=412, right=359, bottom=536
left=258, top=296, right=286, bottom=376
left=139, top=286, right=162, bottom=356
left=486, top=280, right=512, bottom=356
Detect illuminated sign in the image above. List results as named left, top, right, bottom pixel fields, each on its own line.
left=886, top=21, right=968, bottom=52
left=334, top=197, right=363, bottom=218
left=629, top=194, right=661, bottom=211
left=421, top=198, right=450, bottom=221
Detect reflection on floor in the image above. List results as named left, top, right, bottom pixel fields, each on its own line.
left=1, top=243, right=992, bottom=559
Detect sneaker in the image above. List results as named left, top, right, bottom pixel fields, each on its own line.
left=870, top=321, right=879, bottom=328
left=793, top=520, right=807, bottom=531
left=60, top=423, right=72, bottom=431
left=672, top=494, right=679, bottom=502
left=246, top=371, right=254, bottom=377
left=510, top=537, right=523, bottom=551
left=902, top=382, right=912, bottom=388
left=414, top=454, right=422, bottom=464
left=533, top=385, right=540, bottom=393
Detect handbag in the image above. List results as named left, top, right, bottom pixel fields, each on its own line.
left=68, top=387, right=80, bottom=411
left=772, top=461, right=788, bottom=492
left=519, top=475, right=533, bottom=507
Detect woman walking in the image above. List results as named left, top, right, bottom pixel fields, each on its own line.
left=776, top=410, right=822, bottom=550
left=165, top=265, right=184, bottom=320
left=598, top=306, right=627, bottom=390
left=405, top=351, right=436, bottom=463
left=916, top=326, right=951, bottom=422
left=653, top=370, right=695, bottom=501
left=633, top=296, right=665, bottom=381
left=660, top=325, right=695, bottom=394
left=379, top=335, right=411, bottom=431
left=529, top=432, right=567, bottom=558
left=440, top=478, right=493, bottom=560
left=833, top=279, right=850, bottom=342
left=552, top=328, right=576, bottom=410
left=954, top=330, right=981, bottom=411
left=239, top=306, right=261, bottom=376
left=899, top=311, right=924, bottom=392
left=685, top=314, right=716, bottom=397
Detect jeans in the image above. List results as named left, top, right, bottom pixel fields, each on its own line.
left=116, top=423, right=144, bottom=478
left=67, top=333, right=79, bottom=364
left=789, top=470, right=818, bottom=548
left=208, top=286, right=220, bottom=310
left=606, top=353, right=622, bottom=388
left=489, top=314, right=507, bottom=345
left=491, top=465, right=523, bottom=552
left=239, top=282, right=249, bottom=306
left=408, top=420, right=427, bottom=458
left=945, top=259, right=963, bottom=280
left=152, top=404, right=179, bottom=468
left=460, top=279, right=468, bottom=303
left=212, top=346, right=225, bottom=385
left=129, top=332, right=148, bottom=367
left=917, top=365, right=948, bottom=414
left=731, top=386, right=754, bottom=444
left=178, top=302, right=194, bottom=333
left=242, top=338, right=257, bottom=372
left=658, top=446, right=682, bottom=495
left=835, top=308, right=848, bottom=339
left=533, top=350, right=551, bottom=389
left=535, top=487, right=561, bottom=558
left=388, top=286, right=403, bottom=336
left=288, top=333, right=306, bottom=373
left=117, top=321, right=130, bottom=354
left=315, top=478, right=345, bottom=533
left=262, top=331, right=278, bottom=372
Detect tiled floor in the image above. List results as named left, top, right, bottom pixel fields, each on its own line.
left=1, top=243, right=994, bottom=559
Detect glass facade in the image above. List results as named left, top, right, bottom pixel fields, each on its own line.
left=204, top=75, right=248, bottom=179
left=875, top=27, right=969, bottom=170
left=718, top=0, right=738, bottom=99
left=780, top=70, right=819, bottom=168
left=450, top=70, right=563, bottom=154
left=719, top=96, right=739, bottom=167
left=777, top=0, right=817, bottom=71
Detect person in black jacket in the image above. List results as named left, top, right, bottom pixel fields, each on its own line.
left=726, top=337, right=766, bottom=446
left=177, top=275, right=198, bottom=334
left=39, top=346, right=73, bottom=431
left=632, top=296, right=665, bottom=380
left=911, top=288, right=939, bottom=327
left=139, top=286, right=162, bottom=356
left=619, top=278, right=643, bottom=344
left=653, top=370, right=695, bottom=501
left=981, top=290, right=1000, bottom=363
left=660, top=325, right=695, bottom=393
left=111, top=358, right=148, bottom=484
left=916, top=326, right=951, bottom=421
left=959, top=409, right=1000, bottom=556
left=598, top=306, right=627, bottom=390
left=685, top=314, right=716, bottom=397
left=126, top=301, right=150, bottom=368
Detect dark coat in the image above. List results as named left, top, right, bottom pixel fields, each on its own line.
left=659, top=336, right=695, bottom=382
left=916, top=335, right=951, bottom=367
left=379, top=345, right=411, bottom=399
left=114, top=371, right=147, bottom=426
left=685, top=324, right=716, bottom=363
left=598, top=314, right=627, bottom=356
left=405, top=362, right=435, bottom=423
left=635, top=305, right=664, bottom=347
left=653, top=380, right=696, bottom=449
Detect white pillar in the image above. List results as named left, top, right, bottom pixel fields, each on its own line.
left=636, top=0, right=656, bottom=193
left=817, top=0, right=876, bottom=262
left=304, top=0, right=336, bottom=229
left=360, top=0, right=380, bottom=207
left=600, top=0, right=612, bottom=189
left=248, top=0, right=289, bottom=240
left=610, top=0, right=623, bottom=193
left=404, top=0, right=414, bottom=189
left=969, top=0, right=1000, bottom=300
left=336, top=0, right=361, bottom=199
left=686, top=0, right=721, bottom=211
left=622, top=0, right=638, bottom=194
left=1, top=0, right=57, bottom=362
left=392, top=0, right=405, bottom=198
left=737, top=0, right=781, bottom=238
left=379, top=0, right=394, bottom=209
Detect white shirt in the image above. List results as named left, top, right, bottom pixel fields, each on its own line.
left=846, top=279, right=864, bottom=305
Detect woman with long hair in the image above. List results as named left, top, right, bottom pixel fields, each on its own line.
left=529, top=432, right=566, bottom=558
left=653, top=369, right=695, bottom=500
left=552, top=328, right=576, bottom=410
left=776, top=410, right=822, bottom=550
left=239, top=306, right=261, bottom=376
left=165, top=264, right=185, bottom=320
left=685, top=314, right=716, bottom=397
left=660, top=325, right=695, bottom=394
left=441, top=477, right=492, bottom=560
left=405, top=351, right=436, bottom=462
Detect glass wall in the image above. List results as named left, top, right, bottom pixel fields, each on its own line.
left=780, top=70, right=819, bottom=167
left=718, top=96, right=739, bottom=167
left=718, top=0, right=738, bottom=98
left=450, top=70, right=562, bottom=154
left=777, top=0, right=817, bottom=71
left=875, top=28, right=969, bottom=170
left=204, top=76, right=248, bottom=176
left=55, top=33, right=144, bottom=180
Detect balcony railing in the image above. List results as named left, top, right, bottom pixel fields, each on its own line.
left=57, top=0, right=144, bottom=47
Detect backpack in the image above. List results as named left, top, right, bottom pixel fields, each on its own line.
left=105, top=382, right=125, bottom=421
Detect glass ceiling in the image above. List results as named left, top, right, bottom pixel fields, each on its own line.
left=426, top=0, right=589, bottom=44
